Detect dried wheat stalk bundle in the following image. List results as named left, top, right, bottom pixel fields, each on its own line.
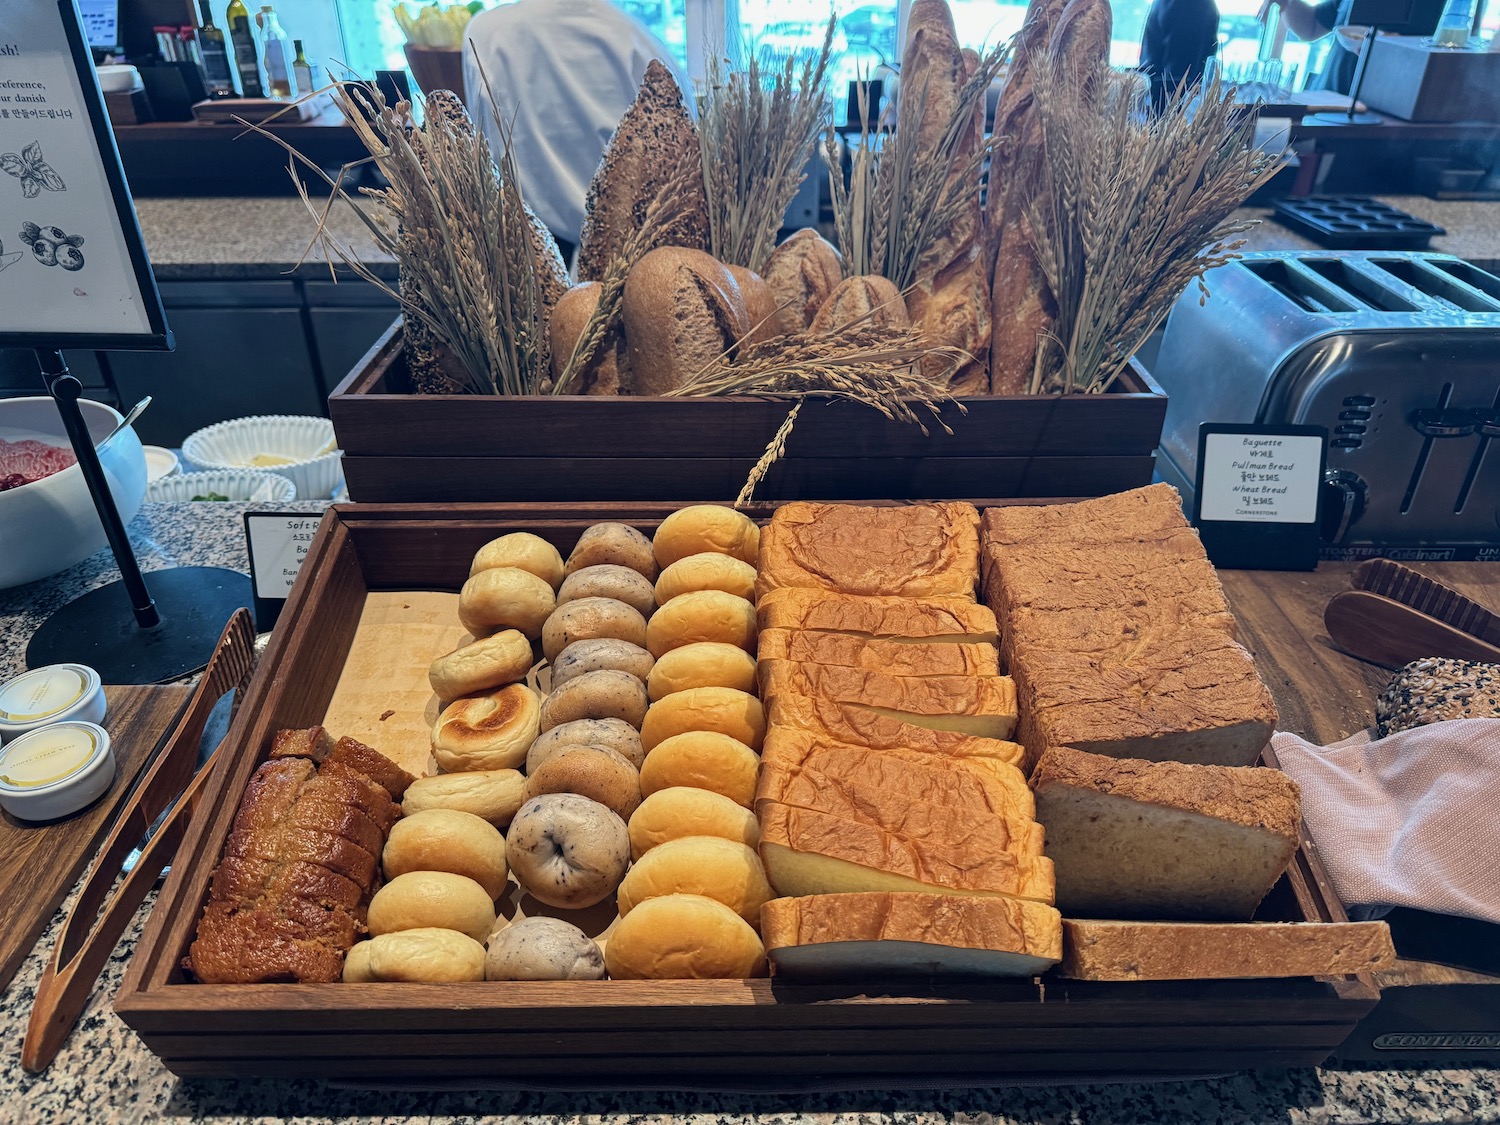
left=1025, top=63, right=1283, bottom=395
left=698, top=18, right=836, bottom=273
left=825, top=44, right=1005, bottom=287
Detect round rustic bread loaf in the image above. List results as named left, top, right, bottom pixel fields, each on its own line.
left=646, top=641, right=758, bottom=701
left=458, top=566, right=556, bottom=639
left=622, top=247, right=749, bottom=395
left=428, top=630, right=535, bottom=700
left=550, top=638, right=655, bottom=691
left=646, top=590, right=757, bottom=658
left=762, top=228, right=843, bottom=334
left=628, top=785, right=761, bottom=859
left=524, top=744, right=642, bottom=821
left=565, top=523, right=657, bottom=581
left=809, top=274, right=910, bottom=334
left=400, top=769, right=528, bottom=827
left=506, top=793, right=631, bottom=909
left=640, top=686, right=766, bottom=752
left=486, top=917, right=605, bottom=981
left=616, top=835, right=773, bottom=924
left=344, top=929, right=486, bottom=983
left=431, top=683, right=540, bottom=772
left=725, top=265, right=780, bottom=350
left=469, top=532, right=565, bottom=588
left=557, top=564, right=656, bottom=618
left=604, top=893, right=768, bottom=979
left=527, top=718, right=645, bottom=772
left=539, top=668, right=649, bottom=732
left=542, top=597, right=648, bottom=664
left=367, top=871, right=497, bottom=942
left=383, top=809, right=509, bottom=899
left=654, top=552, right=758, bottom=604
left=549, top=282, right=623, bottom=395
left=639, top=730, right=761, bottom=807
left=652, top=505, right=761, bottom=568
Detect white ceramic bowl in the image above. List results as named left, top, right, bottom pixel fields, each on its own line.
left=96, top=64, right=141, bottom=94
left=147, top=469, right=297, bottom=503
left=142, top=445, right=181, bottom=483
left=0, top=397, right=147, bottom=590
left=182, top=415, right=344, bottom=500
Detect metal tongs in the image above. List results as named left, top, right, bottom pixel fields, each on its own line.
left=22, top=610, right=257, bottom=1073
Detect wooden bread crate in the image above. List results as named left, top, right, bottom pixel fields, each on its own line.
left=117, top=503, right=1377, bottom=1083
left=327, top=325, right=1169, bottom=504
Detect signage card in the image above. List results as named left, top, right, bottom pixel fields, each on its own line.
left=244, top=513, right=321, bottom=629
left=1193, top=423, right=1327, bottom=571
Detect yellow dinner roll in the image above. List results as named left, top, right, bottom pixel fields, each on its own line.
left=654, top=553, right=757, bottom=605
left=646, top=642, right=758, bottom=702
left=646, top=590, right=757, bottom=658
left=652, top=505, right=761, bottom=568
left=458, top=566, right=556, bottom=639
left=616, top=835, right=773, bottom=924
left=346, top=929, right=487, bottom=983
left=640, top=686, right=766, bottom=752
left=382, top=809, right=509, bottom=899
left=470, top=532, right=565, bottom=589
left=428, top=630, right=534, bottom=700
left=604, top=894, right=767, bottom=979
left=431, top=683, right=540, bottom=772
left=628, top=786, right=761, bottom=859
left=367, top=871, right=497, bottom=942
left=639, top=731, right=761, bottom=808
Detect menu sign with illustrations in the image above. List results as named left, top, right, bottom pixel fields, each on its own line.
left=0, top=0, right=168, bottom=350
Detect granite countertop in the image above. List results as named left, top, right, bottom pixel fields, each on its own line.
left=2, top=502, right=1499, bottom=1123
left=1237, top=195, right=1500, bottom=269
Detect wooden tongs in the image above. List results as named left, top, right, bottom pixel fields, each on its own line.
left=22, top=610, right=256, bottom=1074
left=1324, top=559, right=1500, bottom=669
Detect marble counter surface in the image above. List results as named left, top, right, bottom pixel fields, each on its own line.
left=2, top=503, right=1498, bottom=1123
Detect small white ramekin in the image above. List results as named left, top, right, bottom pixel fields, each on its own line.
left=0, top=664, right=106, bottom=743
left=0, top=721, right=116, bottom=821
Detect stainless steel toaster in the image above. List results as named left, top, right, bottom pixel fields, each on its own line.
left=1149, top=251, right=1500, bottom=560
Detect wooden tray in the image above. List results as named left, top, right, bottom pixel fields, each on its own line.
left=327, top=324, right=1168, bottom=504
left=116, top=504, right=1378, bottom=1083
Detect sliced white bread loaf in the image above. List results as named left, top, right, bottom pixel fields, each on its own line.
left=756, top=588, right=999, bottom=642
left=1058, top=919, right=1396, bottom=981
left=764, top=690, right=1023, bottom=763
left=763, top=892, right=1062, bottom=978
left=757, top=628, right=1000, bottom=678
left=1032, top=746, right=1301, bottom=921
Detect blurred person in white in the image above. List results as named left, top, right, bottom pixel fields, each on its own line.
left=463, top=0, right=692, bottom=259
left=1140, top=0, right=1221, bottom=111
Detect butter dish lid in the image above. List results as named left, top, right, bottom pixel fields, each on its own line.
left=0, top=721, right=116, bottom=822
left=0, top=664, right=106, bottom=739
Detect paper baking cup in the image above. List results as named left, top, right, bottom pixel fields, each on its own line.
left=147, top=469, right=297, bottom=504
left=182, top=415, right=344, bottom=500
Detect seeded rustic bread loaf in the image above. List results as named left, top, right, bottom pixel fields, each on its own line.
left=757, top=588, right=998, bottom=642
left=762, top=228, right=844, bottom=334
left=1032, top=746, right=1302, bottom=920
left=1057, top=918, right=1396, bottom=981
left=761, top=660, right=1017, bottom=740
left=763, top=892, right=1063, bottom=978
left=756, top=502, right=981, bottom=600
left=758, top=800, right=1055, bottom=903
left=766, top=689, right=1023, bottom=763
left=757, top=628, right=999, bottom=678
left=1376, top=658, right=1500, bottom=736
left=575, top=59, right=709, bottom=282
left=809, top=275, right=910, bottom=334
left=623, top=247, right=749, bottom=395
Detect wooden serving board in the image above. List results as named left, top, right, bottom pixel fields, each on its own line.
left=0, top=684, right=192, bottom=993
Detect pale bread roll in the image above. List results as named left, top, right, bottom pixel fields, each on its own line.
left=550, top=638, right=655, bottom=690
left=628, top=785, right=761, bottom=859
left=542, top=597, right=648, bottom=663
left=616, top=835, right=773, bottom=924
left=383, top=809, right=509, bottom=899
left=565, top=523, right=657, bottom=581
left=345, top=929, right=486, bottom=983
left=506, top=793, right=631, bottom=909
left=640, top=686, right=767, bottom=752
left=810, top=274, right=910, bottom=334
left=762, top=228, right=843, bottom=334
left=469, top=532, right=565, bottom=588
left=432, top=684, right=541, bottom=772
left=401, top=769, right=527, bottom=827
left=604, top=893, right=767, bottom=979
left=367, top=871, right=497, bottom=942
left=647, top=642, right=758, bottom=702
left=428, top=630, right=534, bottom=700
left=524, top=744, right=642, bottom=821
left=652, top=505, right=761, bottom=568
left=538, top=669, right=649, bottom=732
left=646, top=590, right=757, bottom=658
left=655, top=553, right=757, bottom=604
left=527, top=718, right=645, bottom=772
left=458, top=566, right=556, bottom=639
left=640, top=730, right=761, bottom=807
left=486, top=917, right=606, bottom=981
left=557, top=564, right=656, bottom=619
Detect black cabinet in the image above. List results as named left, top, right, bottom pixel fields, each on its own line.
left=304, top=280, right=400, bottom=393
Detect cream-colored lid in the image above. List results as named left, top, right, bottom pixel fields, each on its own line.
left=0, top=665, right=94, bottom=723
left=0, top=724, right=104, bottom=789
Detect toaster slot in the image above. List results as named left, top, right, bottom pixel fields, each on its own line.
left=1240, top=259, right=1357, bottom=314
left=1428, top=259, right=1500, bottom=308
left=1453, top=387, right=1500, bottom=515
left=1302, top=259, right=1420, bottom=313
left=1401, top=383, right=1453, bottom=515
left=1368, top=259, right=1500, bottom=313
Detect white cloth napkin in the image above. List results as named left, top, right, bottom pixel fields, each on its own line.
left=1271, top=718, right=1500, bottom=926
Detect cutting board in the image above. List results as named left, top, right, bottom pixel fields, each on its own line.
left=0, top=684, right=192, bottom=993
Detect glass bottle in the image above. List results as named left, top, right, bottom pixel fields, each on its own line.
left=226, top=0, right=264, bottom=97
left=1432, top=0, right=1476, bottom=46
left=194, top=0, right=237, bottom=97
left=292, top=38, right=315, bottom=99
left=254, top=5, right=296, bottom=98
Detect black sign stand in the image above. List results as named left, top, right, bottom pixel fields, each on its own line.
left=9, top=0, right=251, bottom=683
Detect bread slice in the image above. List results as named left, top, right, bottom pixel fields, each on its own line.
left=758, top=801, right=1055, bottom=903
left=1032, top=747, right=1301, bottom=921
left=758, top=628, right=999, bottom=677
left=766, top=691, right=1023, bottom=763
left=756, top=502, right=980, bottom=600
left=1058, top=919, right=1396, bottom=981
left=757, top=588, right=998, bottom=642
left=759, top=728, right=1033, bottom=818
left=761, top=660, right=1017, bottom=740
left=763, top=892, right=1062, bottom=978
